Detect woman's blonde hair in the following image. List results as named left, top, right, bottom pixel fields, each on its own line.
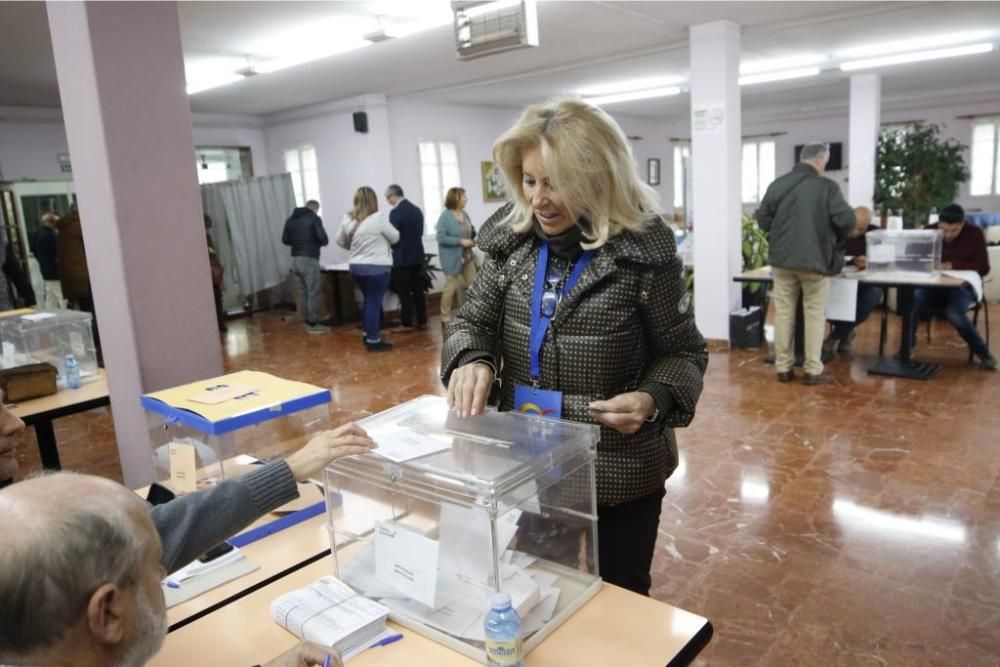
left=492, top=97, right=660, bottom=249
left=350, top=186, right=378, bottom=222
left=444, top=187, right=466, bottom=211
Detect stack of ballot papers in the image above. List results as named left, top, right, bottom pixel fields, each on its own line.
left=330, top=508, right=573, bottom=645
left=270, top=576, right=392, bottom=661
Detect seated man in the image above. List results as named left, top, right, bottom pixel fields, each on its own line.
left=907, top=203, right=996, bottom=371
left=0, top=399, right=374, bottom=666
left=823, top=206, right=884, bottom=360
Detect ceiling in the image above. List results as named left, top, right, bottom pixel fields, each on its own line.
left=1, top=1, right=999, bottom=119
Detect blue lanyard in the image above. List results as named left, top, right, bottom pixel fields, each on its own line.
left=529, top=242, right=594, bottom=381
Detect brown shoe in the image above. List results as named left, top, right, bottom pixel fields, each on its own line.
left=776, top=370, right=795, bottom=383
left=803, top=372, right=835, bottom=385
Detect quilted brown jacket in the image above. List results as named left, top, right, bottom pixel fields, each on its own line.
left=441, top=205, right=708, bottom=506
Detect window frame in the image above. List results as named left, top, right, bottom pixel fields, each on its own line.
left=741, top=138, right=776, bottom=205
left=284, top=143, right=320, bottom=207
left=418, top=138, right=461, bottom=224
left=969, top=117, right=1000, bottom=197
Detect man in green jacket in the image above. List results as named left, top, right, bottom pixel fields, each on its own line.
left=756, top=143, right=856, bottom=385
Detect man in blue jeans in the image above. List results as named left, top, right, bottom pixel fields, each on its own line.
left=906, top=204, right=996, bottom=370
left=282, top=200, right=330, bottom=335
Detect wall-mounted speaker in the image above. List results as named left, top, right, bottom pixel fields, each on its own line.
left=353, top=111, right=368, bottom=134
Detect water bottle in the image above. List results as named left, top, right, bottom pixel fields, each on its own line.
left=484, top=592, right=523, bottom=667
left=64, top=354, right=81, bottom=390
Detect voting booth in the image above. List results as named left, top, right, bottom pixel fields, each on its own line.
left=323, top=395, right=601, bottom=661
left=142, top=371, right=331, bottom=494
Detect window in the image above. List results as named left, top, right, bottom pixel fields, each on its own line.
left=672, top=143, right=690, bottom=210
left=970, top=118, right=1000, bottom=196
left=742, top=139, right=776, bottom=204
left=419, top=140, right=461, bottom=223
left=284, top=144, right=320, bottom=206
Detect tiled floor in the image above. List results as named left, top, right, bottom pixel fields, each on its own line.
left=10, top=308, right=999, bottom=665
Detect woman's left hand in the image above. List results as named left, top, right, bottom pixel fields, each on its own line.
left=588, top=392, right=656, bottom=434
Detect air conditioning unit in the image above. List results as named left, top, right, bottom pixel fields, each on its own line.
left=452, top=0, right=539, bottom=61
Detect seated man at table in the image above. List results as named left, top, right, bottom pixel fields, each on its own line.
left=906, top=203, right=996, bottom=371
left=823, top=206, right=884, bottom=360
left=0, top=471, right=345, bottom=667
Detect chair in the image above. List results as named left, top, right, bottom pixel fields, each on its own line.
left=924, top=275, right=992, bottom=363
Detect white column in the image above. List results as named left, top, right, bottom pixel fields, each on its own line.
left=689, top=20, right=742, bottom=341
left=47, top=1, right=224, bottom=486
left=848, top=73, right=881, bottom=208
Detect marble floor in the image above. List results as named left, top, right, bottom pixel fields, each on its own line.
left=9, top=308, right=999, bottom=666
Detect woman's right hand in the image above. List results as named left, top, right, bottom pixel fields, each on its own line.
left=447, top=362, right=494, bottom=418
left=460, top=238, right=476, bottom=248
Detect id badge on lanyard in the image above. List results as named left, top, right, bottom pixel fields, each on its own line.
left=513, top=242, right=594, bottom=419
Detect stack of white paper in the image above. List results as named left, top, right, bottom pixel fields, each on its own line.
left=270, top=576, right=390, bottom=660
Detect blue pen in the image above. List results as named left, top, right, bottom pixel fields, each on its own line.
left=163, top=581, right=180, bottom=589
left=322, top=656, right=331, bottom=667
left=369, top=633, right=404, bottom=649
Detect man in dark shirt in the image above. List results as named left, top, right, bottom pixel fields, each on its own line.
left=281, top=200, right=330, bottom=335
left=385, top=184, right=427, bottom=329
left=31, top=212, right=63, bottom=309
left=823, top=206, right=883, bottom=360
left=907, top=203, right=995, bottom=370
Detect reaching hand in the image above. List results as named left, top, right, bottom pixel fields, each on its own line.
left=460, top=238, right=476, bottom=248
left=854, top=256, right=867, bottom=270
left=263, top=642, right=342, bottom=667
left=285, top=423, right=375, bottom=481
left=588, top=391, right=656, bottom=434
left=446, top=362, right=495, bottom=418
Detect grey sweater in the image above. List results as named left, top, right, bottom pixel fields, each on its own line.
left=151, top=461, right=300, bottom=574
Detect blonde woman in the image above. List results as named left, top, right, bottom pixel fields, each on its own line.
left=435, top=187, right=477, bottom=323
left=441, top=98, right=707, bottom=596
left=336, top=186, right=399, bottom=352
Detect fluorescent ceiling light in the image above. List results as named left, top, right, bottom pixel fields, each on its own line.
left=187, top=74, right=246, bottom=95
left=840, top=42, right=994, bottom=72
left=584, top=86, right=682, bottom=106
left=740, top=54, right=826, bottom=74
left=739, top=66, right=821, bottom=86
left=254, top=42, right=371, bottom=74
left=578, top=76, right=685, bottom=97
left=837, top=30, right=995, bottom=59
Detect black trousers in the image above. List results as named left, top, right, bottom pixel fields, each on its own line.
left=598, top=486, right=666, bottom=596
left=213, top=286, right=227, bottom=331
left=390, top=264, right=427, bottom=326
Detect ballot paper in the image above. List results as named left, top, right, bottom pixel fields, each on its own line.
left=825, top=277, right=859, bottom=322
left=374, top=521, right=440, bottom=607
left=270, top=576, right=389, bottom=661
left=439, top=506, right=522, bottom=585
left=371, top=426, right=452, bottom=463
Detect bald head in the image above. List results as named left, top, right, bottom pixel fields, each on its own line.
left=851, top=206, right=873, bottom=238
left=0, top=473, right=163, bottom=664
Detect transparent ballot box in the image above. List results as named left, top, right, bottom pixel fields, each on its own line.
left=865, top=229, right=943, bottom=277
left=141, top=370, right=330, bottom=494
left=323, top=395, right=601, bottom=661
left=0, top=309, right=97, bottom=385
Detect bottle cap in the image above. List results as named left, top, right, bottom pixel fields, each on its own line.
left=489, top=592, right=512, bottom=611
left=65, top=354, right=75, bottom=361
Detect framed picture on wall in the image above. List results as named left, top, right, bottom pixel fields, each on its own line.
left=647, top=158, right=661, bottom=186
left=481, top=161, right=507, bottom=202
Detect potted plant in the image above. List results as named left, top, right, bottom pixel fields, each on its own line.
left=679, top=214, right=769, bottom=308
left=421, top=253, right=441, bottom=292
left=875, top=122, right=969, bottom=228
left=741, top=213, right=769, bottom=307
